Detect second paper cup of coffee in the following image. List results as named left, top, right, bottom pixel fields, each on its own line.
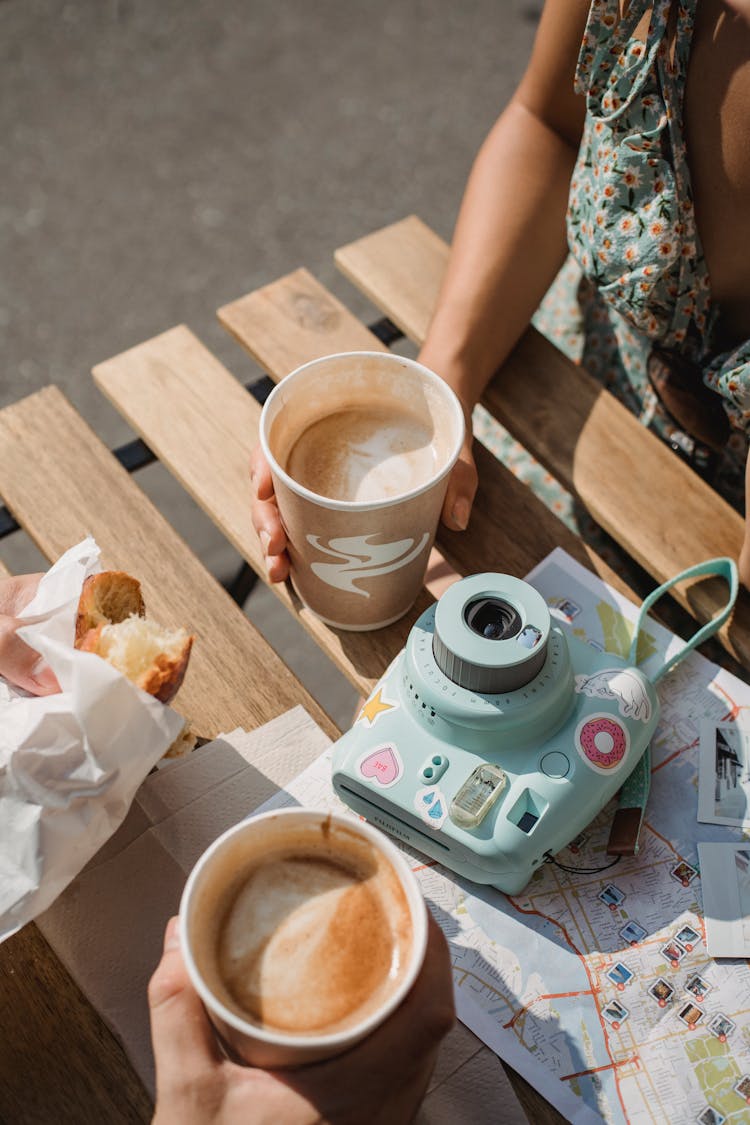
left=179, top=807, right=428, bottom=1068
left=259, top=351, right=465, bottom=630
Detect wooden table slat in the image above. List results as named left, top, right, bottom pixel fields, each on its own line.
left=218, top=266, right=386, bottom=372
left=0, top=385, right=337, bottom=742
left=334, top=216, right=750, bottom=667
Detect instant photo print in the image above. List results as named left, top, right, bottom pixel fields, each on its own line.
left=602, top=999, right=629, bottom=1027
left=708, top=1014, right=735, bottom=1041
left=697, top=1107, right=725, bottom=1125
left=698, top=721, right=750, bottom=828
left=674, top=924, right=701, bottom=950
left=698, top=843, right=750, bottom=958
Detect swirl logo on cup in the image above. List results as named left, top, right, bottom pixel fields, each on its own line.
left=307, top=532, right=431, bottom=596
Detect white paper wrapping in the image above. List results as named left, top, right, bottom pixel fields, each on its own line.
left=0, top=537, right=185, bottom=940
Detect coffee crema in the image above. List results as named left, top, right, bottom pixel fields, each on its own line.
left=203, top=826, right=413, bottom=1037
left=283, top=404, right=437, bottom=503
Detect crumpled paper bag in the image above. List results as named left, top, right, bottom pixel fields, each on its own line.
left=0, top=537, right=185, bottom=940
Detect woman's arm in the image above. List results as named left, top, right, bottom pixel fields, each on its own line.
left=421, top=0, right=590, bottom=528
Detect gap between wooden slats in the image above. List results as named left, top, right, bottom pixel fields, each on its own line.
left=334, top=216, right=748, bottom=667
left=0, top=386, right=337, bottom=741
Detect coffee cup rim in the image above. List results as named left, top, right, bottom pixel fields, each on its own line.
left=258, top=350, right=465, bottom=512
left=179, top=807, right=429, bottom=1051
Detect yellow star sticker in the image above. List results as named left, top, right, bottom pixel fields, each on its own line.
left=358, top=688, right=396, bottom=726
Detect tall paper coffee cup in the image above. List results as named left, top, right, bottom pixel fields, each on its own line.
left=259, top=351, right=464, bottom=630
left=180, top=808, right=428, bottom=1068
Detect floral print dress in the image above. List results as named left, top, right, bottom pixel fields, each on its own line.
left=476, top=0, right=750, bottom=546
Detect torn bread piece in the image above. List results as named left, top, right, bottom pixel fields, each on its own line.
left=75, top=571, right=194, bottom=705
left=75, top=571, right=145, bottom=644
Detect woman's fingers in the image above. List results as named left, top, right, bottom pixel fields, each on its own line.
left=249, top=445, right=275, bottom=502
left=0, top=617, right=60, bottom=695
left=251, top=497, right=287, bottom=557
left=149, top=917, right=223, bottom=1094
left=251, top=498, right=290, bottom=582
left=441, top=444, right=478, bottom=531
left=250, top=446, right=291, bottom=583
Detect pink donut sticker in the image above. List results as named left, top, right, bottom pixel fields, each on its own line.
left=575, top=713, right=629, bottom=773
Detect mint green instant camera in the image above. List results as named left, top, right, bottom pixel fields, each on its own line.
left=332, top=562, right=736, bottom=895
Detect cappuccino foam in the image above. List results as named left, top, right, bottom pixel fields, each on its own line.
left=284, top=405, right=437, bottom=502
left=206, top=826, right=413, bottom=1036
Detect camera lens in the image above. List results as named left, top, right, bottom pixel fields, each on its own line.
left=464, top=597, right=522, bottom=641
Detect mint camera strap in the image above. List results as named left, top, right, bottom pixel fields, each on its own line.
left=607, top=557, right=738, bottom=857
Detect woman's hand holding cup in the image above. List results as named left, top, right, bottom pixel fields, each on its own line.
left=250, top=445, right=290, bottom=584
left=249, top=355, right=478, bottom=596
left=150, top=911, right=454, bottom=1125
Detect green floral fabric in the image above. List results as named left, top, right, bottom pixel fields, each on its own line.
left=482, top=0, right=749, bottom=523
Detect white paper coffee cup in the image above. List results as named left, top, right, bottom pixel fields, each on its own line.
left=259, top=351, right=464, bottom=630
left=180, top=808, right=428, bottom=1068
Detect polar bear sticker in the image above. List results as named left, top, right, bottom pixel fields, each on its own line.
left=574, top=668, right=652, bottom=723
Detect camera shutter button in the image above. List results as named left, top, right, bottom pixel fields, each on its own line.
left=540, top=751, right=570, bottom=779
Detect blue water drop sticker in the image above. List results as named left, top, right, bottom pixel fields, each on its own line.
left=422, top=792, right=434, bottom=805
left=429, top=800, right=443, bottom=819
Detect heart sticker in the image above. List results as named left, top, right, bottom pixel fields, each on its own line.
left=358, top=744, right=403, bottom=788
left=415, top=787, right=448, bottom=829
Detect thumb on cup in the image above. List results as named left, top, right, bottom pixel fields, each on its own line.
left=149, top=916, right=223, bottom=1094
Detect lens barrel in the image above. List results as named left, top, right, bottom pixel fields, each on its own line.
left=432, top=576, right=550, bottom=694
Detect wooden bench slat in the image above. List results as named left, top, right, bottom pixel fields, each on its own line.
left=335, top=217, right=749, bottom=667
left=219, top=267, right=382, bottom=372
left=335, top=215, right=443, bottom=343
left=0, top=386, right=337, bottom=742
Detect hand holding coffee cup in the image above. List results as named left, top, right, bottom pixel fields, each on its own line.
left=254, top=352, right=468, bottom=629
left=150, top=910, right=453, bottom=1125
left=178, top=808, right=438, bottom=1069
